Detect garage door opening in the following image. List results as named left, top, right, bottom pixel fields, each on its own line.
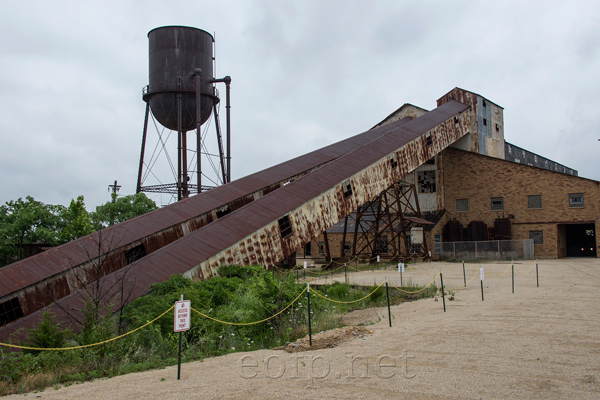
left=561, top=223, right=596, bottom=257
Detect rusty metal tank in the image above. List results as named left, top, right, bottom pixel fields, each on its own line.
left=144, top=26, right=217, bottom=131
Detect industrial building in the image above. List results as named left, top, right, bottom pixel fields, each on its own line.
left=300, top=88, right=598, bottom=263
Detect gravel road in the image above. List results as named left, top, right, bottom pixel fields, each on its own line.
left=6, top=258, right=599, bottom=399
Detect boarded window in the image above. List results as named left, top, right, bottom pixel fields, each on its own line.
left=529, top=230, right=543, bottom=245
left=125, top=244, right=147, bottom=265
left=456, top=199, right=468, bottom=212
left=343, top=180, right=353, bottom=199
left=278, top=215, right=293, bottom=238
left=528, top=195, right=542, bottom=209
left=417, top=170, right=436, bottom=193
left=569, top=193, right=584, bottom=208
left=490, top=197, right=504, bottom=211
left=0, top=297, right=24, bottom=327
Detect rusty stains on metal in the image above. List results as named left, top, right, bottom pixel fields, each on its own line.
left=0, top=102, right=471, bottom=341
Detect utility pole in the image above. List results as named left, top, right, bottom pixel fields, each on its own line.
left=108, top=180, right=121, bottom=203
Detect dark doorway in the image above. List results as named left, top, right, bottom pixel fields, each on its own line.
left=565, top=223, right=596, bottom=257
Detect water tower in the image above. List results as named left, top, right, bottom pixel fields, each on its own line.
left=136, top=26, right=231, bottom=201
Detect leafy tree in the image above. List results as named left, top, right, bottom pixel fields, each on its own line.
left=91, top=193, right=157, bottom=228
left=59, top=195, right=95, bottom=243
left=0, top=196, right=63, bottom=266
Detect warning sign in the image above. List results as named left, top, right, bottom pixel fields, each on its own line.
left=174, top=300, right=191, bottom=332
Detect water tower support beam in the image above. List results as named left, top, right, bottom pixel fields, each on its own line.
left=212, top=76, right=232, bottom=183
left=136, top=102, right=150, bottom=193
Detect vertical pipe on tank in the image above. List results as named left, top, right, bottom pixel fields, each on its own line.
left=182, top=131, right=188, bottom=198
left=177, top=92, right=183, bottom=201
left=194, top=69, right=203, bottom=193
left=225, top=77, right=231, bottom=183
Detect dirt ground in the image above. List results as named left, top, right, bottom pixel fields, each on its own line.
left=5, top=258, right=600, bottom=399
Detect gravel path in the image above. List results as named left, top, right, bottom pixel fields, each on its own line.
left=6, top=258, right=600, bottom=399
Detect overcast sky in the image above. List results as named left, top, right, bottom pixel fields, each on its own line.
left=1, top=0, right=599, bottom=209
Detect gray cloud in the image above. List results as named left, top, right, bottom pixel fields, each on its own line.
left=1, top=0, right=599, bottom=209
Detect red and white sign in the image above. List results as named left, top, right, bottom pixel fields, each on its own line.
left=174, top=300, right=191, bottom=332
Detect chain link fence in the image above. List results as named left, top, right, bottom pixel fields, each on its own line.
left=439, top=239, right=534, bottom=261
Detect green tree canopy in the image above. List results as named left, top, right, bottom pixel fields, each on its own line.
left=91, top=193, right=158, bottom=228
left=0, top=196, right=63, bottom=265
left=59, top=195, right=95, bottom=243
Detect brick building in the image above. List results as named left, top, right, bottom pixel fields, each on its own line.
left=298, top=88, right=599, bottom=261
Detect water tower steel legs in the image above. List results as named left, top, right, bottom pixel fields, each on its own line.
left=136, top=102, right=150, bottom=194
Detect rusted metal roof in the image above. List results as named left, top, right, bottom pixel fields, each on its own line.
left=0, top=116, right=414, bottom=318
left=0, top=100, right=471, bottom=341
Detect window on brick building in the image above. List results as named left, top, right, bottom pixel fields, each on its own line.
left=304, top=242, right=312, bottom=257
left=318, top=242, right=326, bottom=255
left=528, top=195, right=542, bottom=209
left=418, top=170, right=436, bottom=193
left=568, top=193, right=584, bottom=208
left=490, top=197, right=504, bottom=211
left=529, top=231, right=543, bottom=245
left=456, top=199, right=468, bottom=212
left=375, top=235, right=389, bottom=255
left=343, top=242, right=351, bottom=255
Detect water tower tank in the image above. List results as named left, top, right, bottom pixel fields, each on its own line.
left=144, top=26, right=217, bottom=131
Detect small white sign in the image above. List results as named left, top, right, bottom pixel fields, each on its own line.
left=303, top=261, right=307, bottom=269
left=480, top=267, right=485, bottom=281
left=377, top=255, right=380, bottom=263
left=174, top=300, right=191, bottom=332
left=397, top=262, right=404, bottom=273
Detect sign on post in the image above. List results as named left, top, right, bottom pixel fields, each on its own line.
left=174, top=300, right=191, bottom=332
left=397, top=262, right=404, bottom=273
left=480, top=267, right=485, bottom=281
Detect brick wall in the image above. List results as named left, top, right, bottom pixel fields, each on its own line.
left=440, top=148, right=600, bottom=258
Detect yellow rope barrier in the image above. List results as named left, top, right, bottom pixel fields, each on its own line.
left=0, top=305, right=175, bottom=351
left=443, top=270, right=479, bottom=288
left=303, top=262, right=346, bottom=276
left=485, top=264, right=513, bottom=278
left=516, top=260, right=536, bottom=276
left=310, top=281, right=385, bottom=304
left=191, top=287, right=307, bottom=326
left=390, top=273, right=439, bottom=294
